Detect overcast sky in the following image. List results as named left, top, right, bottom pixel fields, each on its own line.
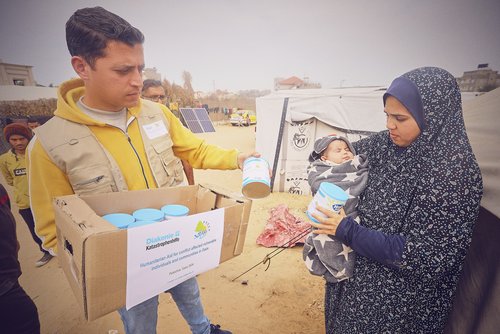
left=1, top=0, right=499, bottom=92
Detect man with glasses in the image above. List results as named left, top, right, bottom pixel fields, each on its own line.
left=142, top=79, right=195, bottom=185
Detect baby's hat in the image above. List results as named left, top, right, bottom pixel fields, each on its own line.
left=308, top=135, right=355, bottom=162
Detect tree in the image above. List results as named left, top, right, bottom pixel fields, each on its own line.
left=182, top=71, right=194, bottom=96
left=162, top=79, right=173, bottom=103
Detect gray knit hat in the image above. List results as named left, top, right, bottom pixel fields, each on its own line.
left=308, top=135, right=355, bottom=162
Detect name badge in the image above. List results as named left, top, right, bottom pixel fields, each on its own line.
left=14, top=168, right=27, bottom=176
left=143, top=121, right=168, bottom=140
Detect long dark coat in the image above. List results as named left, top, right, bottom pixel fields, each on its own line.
left=325, top=67, right=483, bottom=333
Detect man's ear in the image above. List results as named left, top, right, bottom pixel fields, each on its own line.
left=320, top=155, right=327, bottom=161
left=71, top=56, right=90, bottom=80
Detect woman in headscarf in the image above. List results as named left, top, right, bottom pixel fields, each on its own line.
left=309, top=67, right=483, bottom=333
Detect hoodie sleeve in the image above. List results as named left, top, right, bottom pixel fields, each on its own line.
left=162, top=106, right=239, bottom=170
left=27, top=139, right=75, bottom=255
left=0, top=154, right=14, bottom=186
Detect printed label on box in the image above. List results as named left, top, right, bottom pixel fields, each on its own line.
left=126, top=209, right=224, bottom=309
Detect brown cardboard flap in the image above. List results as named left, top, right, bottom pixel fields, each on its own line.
left=219, top=205, right=243, bottom=263
left=85, top=230, right=127, bottom=321
left=81, top=186, right=200, bottom=216
left=200, top=183, right=248, bottom=203
left=234, top=200, right=252, bottom=256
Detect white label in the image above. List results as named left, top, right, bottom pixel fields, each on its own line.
left=307, top=190, right=346, bottom=223
left=242, top=158, right=270, bottom=186
left=126, top=209, right=224, bottom=309
left=142, top=121, right=168, bottom=140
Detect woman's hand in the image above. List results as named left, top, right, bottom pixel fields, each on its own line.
left=309, top=205, right=346, bottom=235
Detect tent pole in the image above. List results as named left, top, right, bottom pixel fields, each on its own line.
left=270, top=97, right=289, bottom=192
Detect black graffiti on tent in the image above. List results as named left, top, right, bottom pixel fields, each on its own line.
left=286, top=177, right=307, bottom=195
left=290, top=119, right=314, bottom=151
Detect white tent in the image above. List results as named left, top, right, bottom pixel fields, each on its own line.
left=0, top=85, right=57, bottom=101
left=445, top=87, right=500, bottom=333
left=256, top=87, right=387, bottom=195
left=463, top=87, right=500, bottom=218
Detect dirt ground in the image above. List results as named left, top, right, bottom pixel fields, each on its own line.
left=7, top=124, right=326, bottom=334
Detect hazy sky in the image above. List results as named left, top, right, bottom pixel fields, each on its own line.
left=1, top=0, right=499, bottom=92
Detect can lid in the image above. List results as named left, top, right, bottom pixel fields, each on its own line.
left=242, top=181, right=271, bottom=199
left=318, top=182, right=348, bottom=201
left=132, top=208, right=165, bottom=222
left=128, top=220, right=158, bottom=228
left=243, top=157, right=266, bottom=165
left=161, top=204, right=190, bottom=217
left=102, top=213, right=135, bottom=229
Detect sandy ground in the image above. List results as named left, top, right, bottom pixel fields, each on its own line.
left=6, top=124, right=325, bottom=334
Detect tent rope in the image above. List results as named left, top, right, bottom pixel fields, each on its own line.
left=231, top=227, right=312, bottom=282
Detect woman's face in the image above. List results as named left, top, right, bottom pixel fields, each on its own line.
left=384, top=96, right=421, bottom=147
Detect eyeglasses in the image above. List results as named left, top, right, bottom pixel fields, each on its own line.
left=143, top=95, right=166, bottom=102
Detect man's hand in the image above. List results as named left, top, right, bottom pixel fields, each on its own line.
left=237, top=151, right=261, bottom=169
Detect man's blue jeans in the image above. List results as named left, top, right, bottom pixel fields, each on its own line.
left=118, top=277, right=211, bottom=334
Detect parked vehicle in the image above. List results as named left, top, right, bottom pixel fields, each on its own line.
left=230, top=110, right=257, bottom=126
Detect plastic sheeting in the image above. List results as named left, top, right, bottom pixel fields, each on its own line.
left=445, top=88, right=500, bottom=334
left=463, top=87, right=500, bottom=218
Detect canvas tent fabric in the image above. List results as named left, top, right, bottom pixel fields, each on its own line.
left=0, top=85, right=57, bottom=101
left=462, top=87, right=500, bottom=218
left=255, top=87, right=388, bottom=166
left=445, top=87, right=500, bottom=334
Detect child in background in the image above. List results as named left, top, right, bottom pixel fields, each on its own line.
left=0, top=123, right=53, bottom=267
left=303, top=135, right=369, bottom=282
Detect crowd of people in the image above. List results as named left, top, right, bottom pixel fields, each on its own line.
left=0, top=5, right=484, bottom=334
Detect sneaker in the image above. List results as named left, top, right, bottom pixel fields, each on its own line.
left=210, top=324, right=232, bottom=334
left=35, top=253, right=53, bottom=267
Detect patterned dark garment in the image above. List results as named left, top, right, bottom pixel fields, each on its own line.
left=303, top=154, right=369, bottom=282
left=325, top=67, right=483, bottom=333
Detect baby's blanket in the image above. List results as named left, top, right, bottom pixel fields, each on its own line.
left=303, top=154, right=369, bottom=282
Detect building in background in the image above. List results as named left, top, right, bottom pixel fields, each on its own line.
left=274, top=76, right=321, bottom=90
left=456, top=64, right=500, bottom=92
left=0, top=59, right=36, bottom=86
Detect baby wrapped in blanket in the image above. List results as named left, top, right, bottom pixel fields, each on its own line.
left=303, top=135, right=369, bottom=282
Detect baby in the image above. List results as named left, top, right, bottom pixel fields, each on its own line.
left=303, top=135, right=369, bottom=282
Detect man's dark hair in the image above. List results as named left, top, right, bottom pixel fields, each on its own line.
left=66, top=6, right=144, bottom=68
left=142, top=79, right=162, bottom=93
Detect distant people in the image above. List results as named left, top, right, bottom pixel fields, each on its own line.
left=27, top=118, right=41, bottom=131
left=303, top=135, right=368, bottom=282
left=309, top=67, right=483, bottom=333
left=0, top=183, right=41, bottom=333
left=0, top=123, right=53, bottom=267
left=142, top=79, right=195, bottom=185
left=29, top=6, right=259, bottom=334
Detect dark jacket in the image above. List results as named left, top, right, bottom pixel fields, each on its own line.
left=0, top=184, right=21, bottom=281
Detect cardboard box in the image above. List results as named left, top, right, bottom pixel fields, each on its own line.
left=53, top=184, right=251, bottom=321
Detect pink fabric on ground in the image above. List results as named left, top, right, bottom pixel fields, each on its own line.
left=256, top=204, right=310, bottom=248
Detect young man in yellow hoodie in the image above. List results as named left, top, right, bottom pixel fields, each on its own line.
left=28, top=6, right=257, bottom=334
left=0, top=123, right=53, bottom=267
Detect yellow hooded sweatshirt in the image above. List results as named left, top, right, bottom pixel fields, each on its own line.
left=28, top=79, right=239, bottom=254
left=0, top=149, right=30, bottom=209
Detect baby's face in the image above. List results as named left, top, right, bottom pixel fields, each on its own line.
left=321, top=139, right=354, bottom=164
